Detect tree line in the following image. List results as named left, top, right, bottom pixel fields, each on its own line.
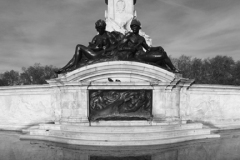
left=0, top=55, right=240, bottom=86
left=171, top=55, right=240, bottom=85
left=0, top=63, right=58, bottom=86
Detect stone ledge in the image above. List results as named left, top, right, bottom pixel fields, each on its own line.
left=20, top=134, right=220, bottom=146
left=48, top=61, right=182, bottom=85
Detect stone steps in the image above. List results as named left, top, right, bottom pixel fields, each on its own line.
left=28, top=128, right=211, bottom=141
left=20, top=122, right=220, bottom=146
left=20, top=134, right=220, bottom=146
left=39, top=124, right=61, bottom=130
left=21, top=122, right=219, bottom=146
left=213, top=123, right=240, bottom=130
left=59, top=123, right=203, bottom=133
left=37, top=123, right=202, bottom=133
left=89, top=120, right=187, bottom=126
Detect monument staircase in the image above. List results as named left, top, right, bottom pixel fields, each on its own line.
left=21, top=121, right=219, bottom=146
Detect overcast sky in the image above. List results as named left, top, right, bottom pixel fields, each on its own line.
left=0, top=0, right=240, bottom=73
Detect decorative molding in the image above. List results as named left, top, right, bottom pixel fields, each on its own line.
left=48, top=61, right=182, bottom=85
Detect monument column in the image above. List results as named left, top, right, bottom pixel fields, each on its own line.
left=105, top=0, right=152, bottom=45
left=105, top=0, right=136, bottom=33
left=106, top=0, right=135, bottom=19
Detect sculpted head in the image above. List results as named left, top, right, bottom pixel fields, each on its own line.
left=95, top=19, right=106, bottom=34
left=130, top=19, right=141, bottom=34
left=130, top=19, right=141, bottom=28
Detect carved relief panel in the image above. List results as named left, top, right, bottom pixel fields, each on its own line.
left=89, top=90, right=152, bottom=121
left=116, top=0, right=126, bottom=13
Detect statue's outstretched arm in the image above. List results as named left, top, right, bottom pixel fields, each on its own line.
left=141, top=38, right=151, bottom=52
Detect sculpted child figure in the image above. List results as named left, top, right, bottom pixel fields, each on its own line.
left=118, top=19, right=180, bottom=73
left=56, top=19, right=116, bottom=74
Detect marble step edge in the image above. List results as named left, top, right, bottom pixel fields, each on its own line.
left=215, top=125, right=240, bottom=130
left=89, top=120, right=187, bottom=126
left=202, top=123, right=240, bottom=131
left=61, top=123, right=203, bottom=133
left=204, top=119, right=240, bottom=124
left=20, top=134, right=220, bottom=146
left=23, top=124, right=202, bottom=134
left=39, top=124, right=61, bottom=130
left=0, top=124, right=39, bottom=131
left=189, top=120, right=240, bottom=130
left=38, top=123, right=203, bottom=133
left=22, top=124, right=60, bottom=134
left=28, top=129, right=212, bottom=141
left=35, top=124, right=204, bottom=134
left=213, top=123, right=240, bottom=127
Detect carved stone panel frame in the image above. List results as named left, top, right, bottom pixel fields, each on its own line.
left=89, top=90, right=152, bottom=121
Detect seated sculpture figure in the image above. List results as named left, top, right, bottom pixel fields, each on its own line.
left=56, top=19, right=179, bottom=74
left=117, top=19, right=179, bottom=73
left=56, top=19, right=117, bottom=74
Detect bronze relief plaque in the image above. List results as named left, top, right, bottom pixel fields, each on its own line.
left=89, top=90, right=152, bottom=121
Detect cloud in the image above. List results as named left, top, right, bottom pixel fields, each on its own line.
left=134, top=0, right=240, bottom=60
left=163, top=1, right=240, bottom=59
left=0, top=0, right=240, bottom=73
left=0, top=0, right=106, bottom=72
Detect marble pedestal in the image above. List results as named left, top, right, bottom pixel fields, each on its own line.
left=47, top=61, right=191, bottom=125
left=20, top=61, right=219, bottom=146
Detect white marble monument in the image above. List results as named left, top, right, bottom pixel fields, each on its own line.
left=19, top=61, right=220, bottom=146
left=0, top=0, right=227, bottom=146
left=105, top=0, right=152, bottom=45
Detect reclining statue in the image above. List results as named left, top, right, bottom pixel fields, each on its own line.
left=56, top=19, right=179, bottom=74
left=117, top=19, right=179, bottom=73
left=55, top=19, right=117, bottom=74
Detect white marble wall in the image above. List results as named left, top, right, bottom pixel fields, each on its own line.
left=1, top=75, right=240, bottom=130
left=0, top=85, right=60, bottom=130
left=180, top=84, right=240, bottom=124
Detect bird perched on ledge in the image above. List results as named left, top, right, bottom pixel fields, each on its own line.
left=108, top=78, right=114, bottom=82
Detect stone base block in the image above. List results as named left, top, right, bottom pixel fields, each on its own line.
left=20, top=134, right=220, bottom=146
left=21, top=122, right=219, bottom=146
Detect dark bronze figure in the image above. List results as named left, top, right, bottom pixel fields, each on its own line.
left=56, top=19, right=179, bottom=73
left=89, top=90, right=152, bottom=121
left=117, top=19, right=179, bottom=73
left=55, top=20, right=117, bottom=74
